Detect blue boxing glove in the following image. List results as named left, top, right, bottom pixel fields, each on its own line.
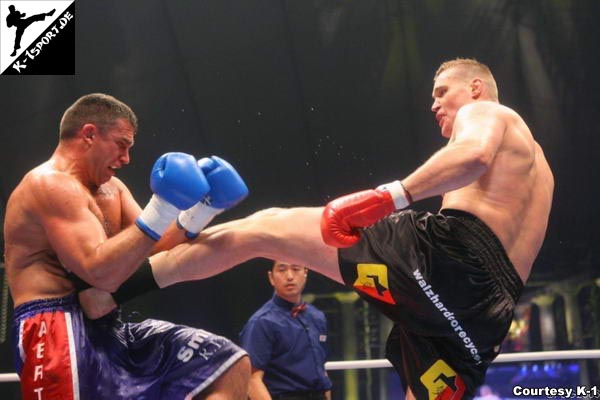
left=136, top=152, right=210, bottom=240
left=178, top=156, right=249, bottom=238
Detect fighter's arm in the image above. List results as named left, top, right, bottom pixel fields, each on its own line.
left=75, top=178, right=189, bottom=314
left=247, top=368, right=271, bottom=400
left=116, top=177, right=189, bottom=253
left=321, top=102, right=506, bottom=247
left=42, top=152, right=207, bottom=291
left=402, top=102, right=506, bottom=201
left=79, top=157, right=249, bottom=317
left=35, top=173, right=155, bottom=292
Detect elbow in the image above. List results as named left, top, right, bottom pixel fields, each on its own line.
left=89, top=279, right=119, bottom=293
left=65, top=258, right=122, bottom=292
left=84, top=269, right=121, bottom=292
left=92, top=274, right=120, bottom=292
left=98, top=281, right=120, bottom=293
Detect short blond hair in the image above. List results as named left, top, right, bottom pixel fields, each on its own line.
left=434, top=58, right=498, bottom=101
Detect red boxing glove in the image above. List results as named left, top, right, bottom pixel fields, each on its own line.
left=320, top=181, right=412, bottom=248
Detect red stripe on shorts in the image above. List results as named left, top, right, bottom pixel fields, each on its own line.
left=19, top=310, right=76, bottom=400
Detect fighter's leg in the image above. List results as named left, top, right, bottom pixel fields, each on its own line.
left=12, top=14, right=46, bottom=54
left=195, top=356, right=251, bottom=400
left=151, top=207, right=343, bottom=288
left=241, top=207, right=342, bottom=282
left=22, top=12, right=51, bottom=27
left=80, top=207, right=341, bottom=319
left=12, top=28, right=24, bottom=54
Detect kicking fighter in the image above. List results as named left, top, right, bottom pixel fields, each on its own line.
left=3, top=93, right=250, bottom=399
left=86, top=58, right=554, bottom=399
left=6, top=4, right=55, bottom=57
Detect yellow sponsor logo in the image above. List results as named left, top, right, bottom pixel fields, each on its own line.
left=352, top=263, right=395, bottom=305
left=420, top=359, right=466, bottom=400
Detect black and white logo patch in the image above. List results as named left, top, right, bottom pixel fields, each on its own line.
left=1, top=0, right=74, bottom=75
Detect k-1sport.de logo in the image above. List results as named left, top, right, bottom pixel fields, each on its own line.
left=0, top=0, right=74, bottom=75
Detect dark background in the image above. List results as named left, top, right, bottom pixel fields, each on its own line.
left=1, top=0, right=599, bottom=395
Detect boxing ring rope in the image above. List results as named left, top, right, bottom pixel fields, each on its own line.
left=324, top=349, right=600, bottom=370
left=0, top=349, right=599, bottom=382
left=0, top=373, right=17, bottom=383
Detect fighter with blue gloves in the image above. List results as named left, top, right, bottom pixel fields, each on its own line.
left=5, top=93, right=252, bottom=400
left=178, top=156, right=249, bottom=239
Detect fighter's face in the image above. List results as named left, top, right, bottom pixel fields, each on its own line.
left=88, top=118, right=135, bottom=186
left=269, top=262, right=308, bottom=303
left=431, top=69, right=473, bottom=138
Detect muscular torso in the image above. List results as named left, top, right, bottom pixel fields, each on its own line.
left=442, top=105, right=554, bottom=282
left=4, top=162, right=127, bottom=307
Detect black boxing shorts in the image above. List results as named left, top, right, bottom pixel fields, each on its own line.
left=338, top=209, right=523, bottom=399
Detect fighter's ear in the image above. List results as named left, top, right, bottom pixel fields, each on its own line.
left=470, top=78, right=483, bottom=99
left=80, top=123, right=98, bottom=146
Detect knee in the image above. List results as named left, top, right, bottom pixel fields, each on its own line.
left=237, top=207, right=324, bottom=256
left=240, top=207, right=289, bottom=242
left=242, top=208, right=293, bottom=247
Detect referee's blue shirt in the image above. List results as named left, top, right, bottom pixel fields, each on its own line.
left=240, top=294, right=332, bottom=395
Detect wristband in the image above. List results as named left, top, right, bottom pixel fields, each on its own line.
left=112, top=259, right=160, bottom=305
left=377, top=180, right=412, bottom=210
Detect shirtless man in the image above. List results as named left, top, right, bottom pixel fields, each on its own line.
left=3, top=93, right=250, bottom=399
left=87, top=58, right=554, bottom=399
